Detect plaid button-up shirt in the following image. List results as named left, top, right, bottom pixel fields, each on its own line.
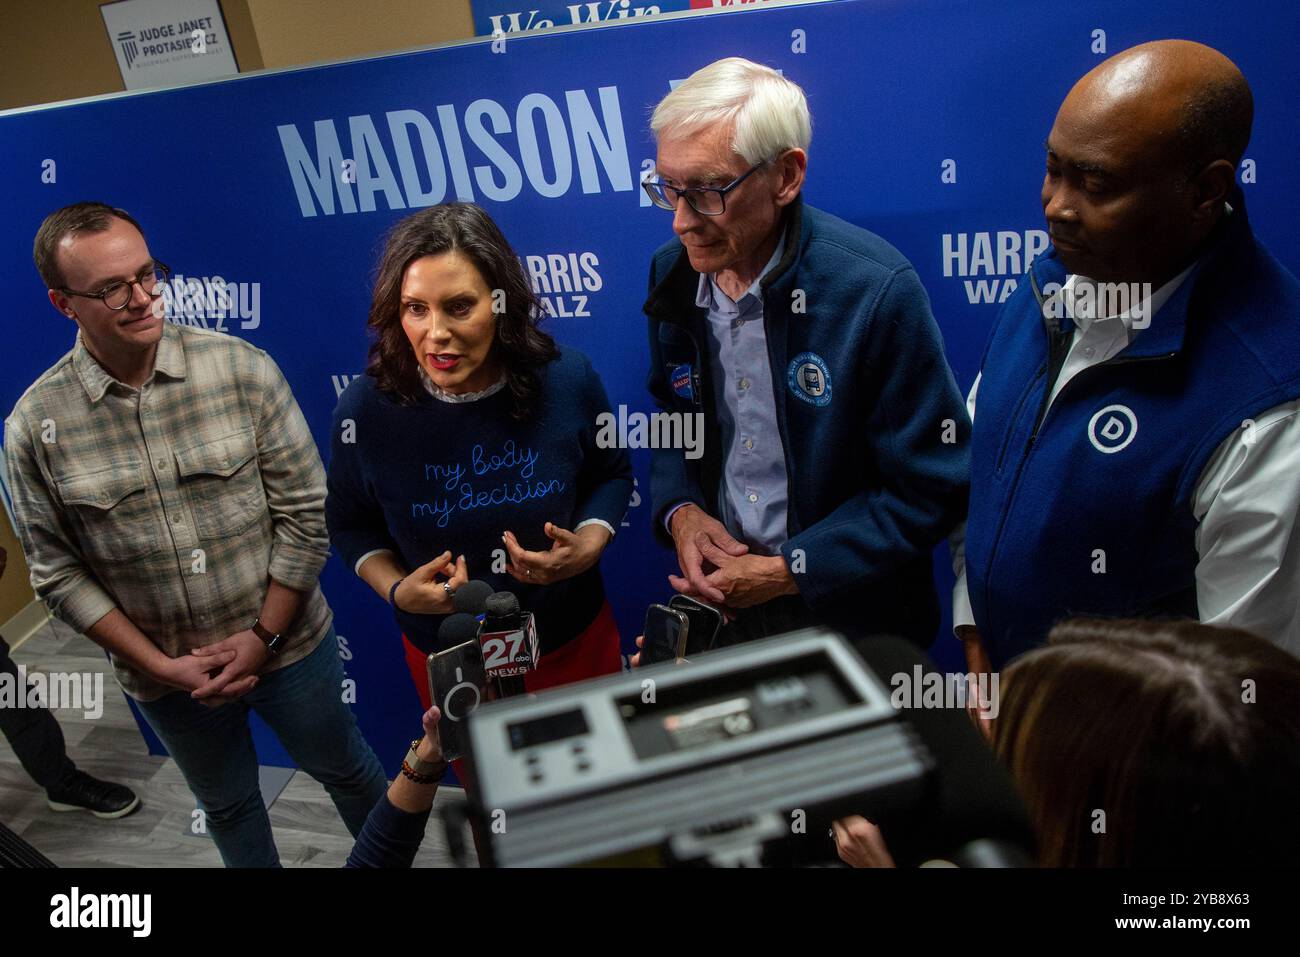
left=4, top=322, right=332, bottom=700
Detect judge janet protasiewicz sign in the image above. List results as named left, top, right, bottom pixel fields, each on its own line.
left=100, top=0, right=238, bottom=91
left=471, top=0, right=796, bottom=37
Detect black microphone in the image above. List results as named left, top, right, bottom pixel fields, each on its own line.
left=437, top=613, right=480, bottom=646
left=845, top=634, right=1036, bottom=867
left=483, top=591, right=522, bottom=631
left=479, top=590, right=536, bottom=697
left=453, top=580, right=495, bottom=617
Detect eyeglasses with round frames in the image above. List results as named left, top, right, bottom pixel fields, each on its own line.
left=60, top=261, right=171, bottom=311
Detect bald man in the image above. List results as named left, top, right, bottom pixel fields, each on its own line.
left=955, top=40, right=1300, bottom=671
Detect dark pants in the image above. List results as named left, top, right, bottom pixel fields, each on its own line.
left=135, top=628, right=387, bottom=868
left=0, top=633, right=77, bottom=791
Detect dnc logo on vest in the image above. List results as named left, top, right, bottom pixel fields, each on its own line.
left=1087, top=404, right=1138, bottom=454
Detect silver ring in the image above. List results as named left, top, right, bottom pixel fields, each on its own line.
left=442, top=582, right=454, bottom=595
left=525, top=568, right=532, bottom=577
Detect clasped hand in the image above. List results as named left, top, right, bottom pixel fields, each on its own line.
left=501, top=522, right=609, bottom=586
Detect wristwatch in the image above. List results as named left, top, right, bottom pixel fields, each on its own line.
left=250, top=618, right=287, bottom=655
left=401, top=737, right=447, bottom=784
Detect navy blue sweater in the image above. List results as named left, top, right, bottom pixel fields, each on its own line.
left=644, top=197, right=971, bottom=644
left=326, top=346, right=633, bottom=655
left=344, top=796, right=430, bottom=868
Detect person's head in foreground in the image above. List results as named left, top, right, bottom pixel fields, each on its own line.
left=996, top=618, right=1300, bottom=867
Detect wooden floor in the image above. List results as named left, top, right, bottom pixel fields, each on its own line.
left=1, top=618, right=475, bottom=868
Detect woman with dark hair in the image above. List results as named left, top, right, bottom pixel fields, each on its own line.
left=326, top=202, right=633, bottom=710
left=833, top=618, right=1300, bottom=867
left=993, top=618, right=1300, bottom=867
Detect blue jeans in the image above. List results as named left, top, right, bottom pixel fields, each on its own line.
left=137, top=627, right=387, bottom=867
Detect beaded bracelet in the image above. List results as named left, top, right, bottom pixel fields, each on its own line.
left=400, top=758, right=446, bottom=784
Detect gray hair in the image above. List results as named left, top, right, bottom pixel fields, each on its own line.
left=650, top=57, right=812, bottom=165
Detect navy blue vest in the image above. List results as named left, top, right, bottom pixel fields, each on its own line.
left=966, top=195, right=1300, bottom=666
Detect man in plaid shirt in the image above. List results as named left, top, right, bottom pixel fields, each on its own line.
left=4, top=202, right=386, bottom=867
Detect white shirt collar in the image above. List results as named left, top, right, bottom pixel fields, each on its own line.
left=419, top=367, right=507, bottom=403
left=1059, top=264, right=1196, bottom=337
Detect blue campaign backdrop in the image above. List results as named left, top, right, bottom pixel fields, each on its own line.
left=1, top=0, right=1297, bottom=770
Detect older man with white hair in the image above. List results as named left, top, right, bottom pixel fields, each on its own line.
left=642, top=57, right=970, bottom=646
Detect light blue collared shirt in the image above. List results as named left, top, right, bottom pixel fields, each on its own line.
left=691, top=233, right=791, bottom=555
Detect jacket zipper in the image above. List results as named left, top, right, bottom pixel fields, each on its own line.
left=672, top=316, right=721, bottom=508
left=1023, top=267, right=1176, bottom=451
left=759, top=289, right=798, bottom=543
left=994, top=364, right=1046, bottom=475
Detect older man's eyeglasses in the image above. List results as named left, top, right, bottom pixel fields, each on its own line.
left=61, top=261, right=171, bottom=311
left=642, top=163, right=765, bottom=216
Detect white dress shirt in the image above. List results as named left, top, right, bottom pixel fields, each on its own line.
left=952, top=268, right=1300, bottom=655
